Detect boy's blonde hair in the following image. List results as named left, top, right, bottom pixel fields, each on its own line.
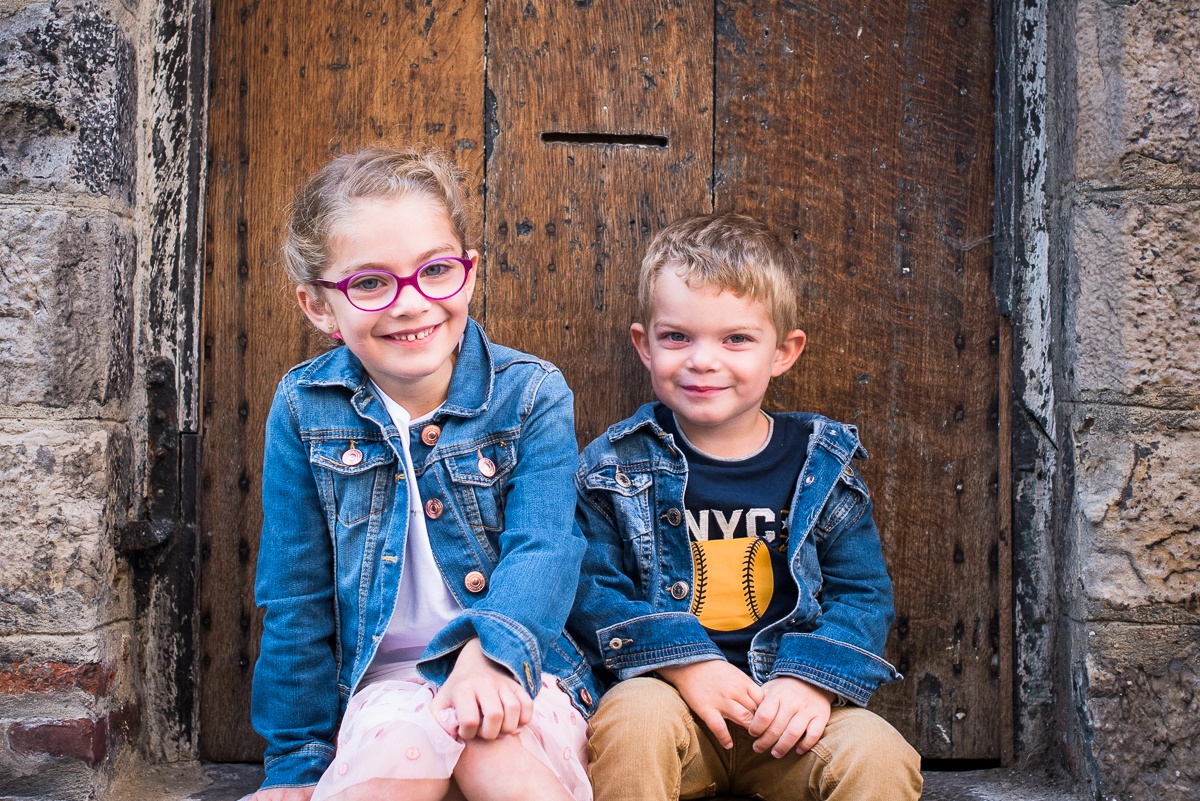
left=282, top=146, right=477, bottom=285
left=636, top=212, right=803, bottom=338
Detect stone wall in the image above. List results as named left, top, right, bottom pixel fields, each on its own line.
left=1, top=0, right=207, bottom=797
left=1055, top=0, right=1200, bottom=798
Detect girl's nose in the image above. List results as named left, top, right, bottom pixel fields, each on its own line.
left=387, top=283, right=431, bottom=316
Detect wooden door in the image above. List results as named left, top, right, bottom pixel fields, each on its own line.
left=200, top=0, right=1005, bottom=762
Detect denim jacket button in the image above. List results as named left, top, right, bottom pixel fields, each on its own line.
left=608, top=637, right=623, bottom=650
left=614, top=469, right=631, bottom=488
left=669, top=580, right=689, bottom=600
left=420, top=424, right=442, bottom=446
left=665, top=508, right=682, bottom=527
left=464, top=570, right=487, bottom=593
left=424, top=498, right=444, bottom=519
left=580, top=688, right=593, bottom=706
left=804, top=475, right=815, bottom=485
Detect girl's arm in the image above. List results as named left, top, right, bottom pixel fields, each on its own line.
left=251, top=383, right=339, bottom=789
left=422, top=368, right=585, bottom=699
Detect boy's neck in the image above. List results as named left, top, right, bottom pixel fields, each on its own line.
left=672, top=408, right=772, bottom=460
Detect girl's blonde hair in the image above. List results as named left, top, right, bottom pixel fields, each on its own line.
left=282, top=146, right=477, bottom=284
left=637, top=212, right=804, bottom=338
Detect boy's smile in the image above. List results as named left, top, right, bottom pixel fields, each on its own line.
left=631, top=269, right=805, bottom=458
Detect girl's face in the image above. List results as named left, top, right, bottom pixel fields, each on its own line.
left=297, top=193, right=477, bottom=417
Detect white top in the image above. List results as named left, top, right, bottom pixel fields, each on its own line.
left=360, top=382, right=463, bottom=686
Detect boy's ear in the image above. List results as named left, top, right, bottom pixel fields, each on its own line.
left=296, top=283, right=336, bottom=332
left=630, top=323, right=653, bottom=370
left=771, top=328, right=806, bottom=377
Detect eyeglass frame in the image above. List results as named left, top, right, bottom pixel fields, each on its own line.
left=310, top=255, right=474, bottom=311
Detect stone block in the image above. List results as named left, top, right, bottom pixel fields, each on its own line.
left=0, top=206, right=134, bottom=407
left=1074, top=0, right=1200, bottom=180
left=7, top=716, right=107, bottom=766
left=1071, top=411, right=1200, bottom=614
left=0, top=422, right=131, bottom=635
left=1078, top=622, right=1200, bottom=800
left=0, top=0, right=136, bottom=200
left=1068, top=201, right=1200, bottom=400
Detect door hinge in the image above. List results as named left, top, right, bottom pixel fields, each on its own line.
left=117, top=357, right=180, bottom=553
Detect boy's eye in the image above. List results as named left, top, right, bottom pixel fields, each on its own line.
left=728, top=334, right=749, bottom=344
left=665, top=332, right=687, bottom=343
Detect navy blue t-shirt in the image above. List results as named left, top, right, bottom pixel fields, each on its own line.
left=657, top=406, right=810, bottom=672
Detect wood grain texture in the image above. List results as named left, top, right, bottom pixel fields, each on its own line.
left=714, top=1, right=1003, bottom=758
left=199, top=0, right=484, bottom=760
left=482, top=0, right=713, bottom=444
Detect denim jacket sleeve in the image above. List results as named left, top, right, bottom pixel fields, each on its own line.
left=769, top=486, right=898, bottom=706
left=251, top=382, right=338, bottom=788
left=568, top=465, right=724, bottom=682
left=420, top=369, right=586, bottom=696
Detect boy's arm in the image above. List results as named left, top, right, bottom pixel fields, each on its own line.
left=567, top=477, right=724, bottom=681
left=770, top=494, right=899, bottom=706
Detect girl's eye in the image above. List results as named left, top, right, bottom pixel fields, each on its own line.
left=421, top=260, right=451, bottom=278
left=350, top=276, right=385, bottom=292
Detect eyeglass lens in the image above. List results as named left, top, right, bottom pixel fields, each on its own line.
left=346, top=258, right=468, bottom=310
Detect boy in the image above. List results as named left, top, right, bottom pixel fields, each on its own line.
left=569, top=213, right=922, bottom=800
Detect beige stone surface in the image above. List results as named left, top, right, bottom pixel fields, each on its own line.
left=1074, top=0, right=1200, bottom=180
left=0, top=422, right=131, bottom=635
left=1069, top=201, right=1200, bottom=400
left=1072, top=412, right=1200, bottom=612
left=0, top=206, right=134, bottom=408
left=1080, top=622, right=1200, bottom=800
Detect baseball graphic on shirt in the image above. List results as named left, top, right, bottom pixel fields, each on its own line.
left=689, top=537, right=774, bottom=631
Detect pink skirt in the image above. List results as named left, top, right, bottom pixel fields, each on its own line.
left=309, top=677, right=591, bottom=801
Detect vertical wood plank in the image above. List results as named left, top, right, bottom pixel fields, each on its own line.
left=483, top=0, right=713, bottom=444
left=199, top=0, right=484, bottom=760
left=714, top=1, right=1002, bottom=758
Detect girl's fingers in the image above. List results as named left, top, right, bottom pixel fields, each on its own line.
left=518, top=689, right=534, bottom=728
left=476, top=690, right=504, bottom=740
left=499, top=688, right=523, bottom=735
left=455, top=690, right=482, bottom=740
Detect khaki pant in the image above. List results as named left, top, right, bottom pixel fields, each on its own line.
left=587, top=677, right=923, bottom=801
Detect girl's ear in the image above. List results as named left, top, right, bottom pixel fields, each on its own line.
left=461, top=248, right=480, bottom=303
left=297, top=283, right=336, bottom=332
left=771, top=328, right=806, bottom=377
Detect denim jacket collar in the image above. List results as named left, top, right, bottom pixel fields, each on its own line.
left=607, top=401, right=869, bottom=463
left=292, top=318, right=495, bottom=420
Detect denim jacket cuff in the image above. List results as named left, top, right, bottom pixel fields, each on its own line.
left=261, top=742, right=333, bottom=789
left=421, top=611, right=542, bottom=695
left=768, top=632, right=900, bottom=707
left=598, top=613, right=724, bottom=680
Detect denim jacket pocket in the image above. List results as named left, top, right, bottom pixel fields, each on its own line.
left=815, top=464, right=871, bottom=537
left=310, top=439, right=394, bottom=526
left=581, top=465, right=654, bottom=537
left=445, top=439, right=517, bottom=532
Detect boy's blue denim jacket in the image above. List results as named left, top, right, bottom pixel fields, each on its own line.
left=568, top=402, right=899, bottom=707
left=252, top=319, right=599, bottom=789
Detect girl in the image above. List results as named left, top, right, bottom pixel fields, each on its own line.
left=245, top=148, right=598, bottom=801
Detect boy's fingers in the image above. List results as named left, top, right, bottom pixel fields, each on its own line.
left=746, top=696, right=779, bottom=737
left=700, top=710, right=734, bottom=750
left=768, top=716, right=810, bottom=757
left=793, top=718, right=825, bottom=756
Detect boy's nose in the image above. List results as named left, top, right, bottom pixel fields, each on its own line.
left=685, top=344, right=718, bottom=371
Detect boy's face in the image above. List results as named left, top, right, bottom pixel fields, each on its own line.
left=631, top=269, right=805, bottom=450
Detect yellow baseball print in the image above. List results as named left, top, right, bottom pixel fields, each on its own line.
left=689, top=537, right=775, bottom=631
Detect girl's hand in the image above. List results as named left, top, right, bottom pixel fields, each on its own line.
left=240, top=787, right=315, bottom=801
left=431, top=637, right=533, bottom=741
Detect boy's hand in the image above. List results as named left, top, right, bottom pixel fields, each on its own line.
left=431, top=638, right=534, bottom=741
left=658, top=660, right=764, bottom=750
left=747, top=676, right=836, bottom=758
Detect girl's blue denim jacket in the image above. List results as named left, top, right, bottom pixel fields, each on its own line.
left=568, top=403, right=899, bottom=707
left=252, top=319, right=599, bottom=789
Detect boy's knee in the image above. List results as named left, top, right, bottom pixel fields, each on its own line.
left=589, top=677, right=690, bottom=749
left=819, top=708, right=922, bottom=794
